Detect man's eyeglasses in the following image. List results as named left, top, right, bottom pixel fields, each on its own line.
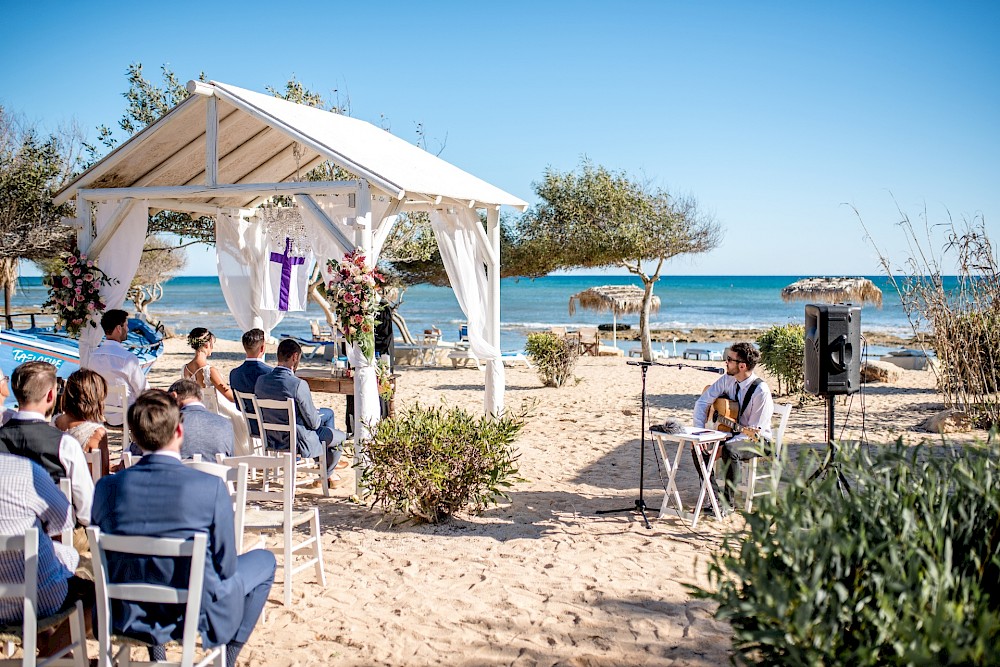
left=726, top=356, right=743, bottom=364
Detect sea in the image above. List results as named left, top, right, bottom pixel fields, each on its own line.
left=7, top=275, right=925, bottom=357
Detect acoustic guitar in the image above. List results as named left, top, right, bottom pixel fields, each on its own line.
left=707, top=395, right=772, bottom=446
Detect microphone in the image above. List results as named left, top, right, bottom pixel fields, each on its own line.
left=651, top=418, right=686, bottom=434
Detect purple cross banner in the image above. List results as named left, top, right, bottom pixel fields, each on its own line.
left=266, top=237, right=310, bottom=311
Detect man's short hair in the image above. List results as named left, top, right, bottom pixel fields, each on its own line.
left=127, top=390, right=181, bottom=452
left=276, top=338, right=302, bottom=362
left=242, top=328, right=266, bottom=353
left=729, top=342, right=761, bottom=370
left=11, top=361, right=57, bottom=405
left=168, top=378, right=203, bottom=403
left=100, top=309, right=129, bottom=335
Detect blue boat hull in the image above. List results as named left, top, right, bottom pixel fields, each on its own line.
left=0, top=319, right=163, bottom=407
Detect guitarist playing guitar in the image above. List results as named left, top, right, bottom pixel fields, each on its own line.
left=691, top=342, right=774, bottom=514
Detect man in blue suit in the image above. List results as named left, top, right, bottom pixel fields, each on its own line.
left=92, top=390, right=275, bottom=667
left=168, top=379, right=234, bottom=460
left=229, top=329, right=272, bottom=438
left=254, top=339, right=347, bottom=488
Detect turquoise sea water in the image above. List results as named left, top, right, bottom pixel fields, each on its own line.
left=8, top=275, right=925, bottom=353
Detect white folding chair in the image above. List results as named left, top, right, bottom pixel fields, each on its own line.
left=0, top=528, right=88, bottom=667
left=231, top=390, right=264, bottom=458
left=103, top=385, right=130, bottom=449
left=215, top=454, right=326, bottom=606
left=56, top=480, right=74, bottom=548
left=86, top=528, right=225, bottom=667
left=182, top=460, right=250, bottom=553
left=256, top=397, right=328, bottom=497
left=119, top=453, right=140, bottom=469
left=741, top=403, right=794, bottom=513
left=85, top=450, right=102, bottom=484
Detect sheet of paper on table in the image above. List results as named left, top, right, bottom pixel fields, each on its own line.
left=681, top=426, right=728, bottom=441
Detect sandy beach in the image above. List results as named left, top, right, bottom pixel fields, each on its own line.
left=140, top=335, right=987, bottom=666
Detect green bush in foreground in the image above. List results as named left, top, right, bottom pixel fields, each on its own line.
left=757, top=323, right=805, bottom=395
left=360, top=404, right=525, bottom=524
left=525, top=332, right=579, bottom=387
left=694, top=442, right=1000, bottom=665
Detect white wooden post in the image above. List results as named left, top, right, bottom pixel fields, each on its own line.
left=205, top=94, right=218, bottom=186
left=76, top=196, right=94, bottom=255
left=485, top=207, right=504, bottom=416
left=351, top=180, right=378, bottom=497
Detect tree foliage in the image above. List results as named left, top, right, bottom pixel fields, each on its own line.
left=757, top=323, right=805, bottom=395
left=515, top=160, right=722, bottom=358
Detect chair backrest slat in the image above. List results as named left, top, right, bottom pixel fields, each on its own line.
left=255, top=397, right=297, bottom=452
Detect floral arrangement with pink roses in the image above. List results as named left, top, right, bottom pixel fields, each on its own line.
left=42, top=249, right=117, bottom=337
left=325, top=249, right=385, bottom=362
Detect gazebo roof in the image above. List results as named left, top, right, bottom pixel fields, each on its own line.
left=55, top=80, right=528, bottom=211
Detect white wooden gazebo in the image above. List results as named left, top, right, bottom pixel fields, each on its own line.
left=53, top=80, right=527, bottom=443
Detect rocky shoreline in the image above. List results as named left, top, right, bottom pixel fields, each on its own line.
left=609, top=327, right=929, bottom=349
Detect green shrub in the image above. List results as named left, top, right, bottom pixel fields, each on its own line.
left=525, top=332, right=580, bottom=387
left=757, top=324, right=805, bottom=395
left=360, top=404, right=525, bottom=524
left=694, top=442, right=1000, bottom=665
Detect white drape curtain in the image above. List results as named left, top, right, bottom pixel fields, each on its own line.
left=79, top=200, right=148, bottom=368
left=216, top=212, right=284, bottom=337
left=430, top=207, right=504, bottom=414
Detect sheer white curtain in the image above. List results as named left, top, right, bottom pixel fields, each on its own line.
left=80, top=200, right=148, bottom=368
left=216, top=212, right=284, bottom=337
left=430, top=207, right=504, bottom=414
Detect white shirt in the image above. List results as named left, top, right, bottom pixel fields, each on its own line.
left=88, top=339, right=150, bottom=426
left=15, top=410, right=94, bottom=526
left=0, top=453, right=78, bottom=622
left=693, top=373, right=774, bottom=442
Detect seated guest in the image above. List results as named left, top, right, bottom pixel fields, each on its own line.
left=88, top=309, right=149, bottom=426
left=255, top=339, right=347, bottom=488
left=168, top=378, right=234, bottom=460
left=92, top=391, right=276, bottom=667
left=0, top=361, right=93, bottom=528
left=0, top=453, right=94, bottom=656
left=54, top=369, right=111, bottom=477
left=230, top=328, right=272, bottom=437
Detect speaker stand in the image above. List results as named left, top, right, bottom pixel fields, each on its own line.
left=597, top=360, right=653, bottom=529
left=808, top=394, right=851, bottom=496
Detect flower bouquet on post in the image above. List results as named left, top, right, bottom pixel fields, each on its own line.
left=42, top=249, right=117, bottom=337
left=325, top=249, right=385, bottom=362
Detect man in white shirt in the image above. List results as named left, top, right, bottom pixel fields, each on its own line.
left=88, top=309, right=149, bottom=426
left=692, top=342, right=774, bottom=513
left=0, top=361, right=94, bottom=528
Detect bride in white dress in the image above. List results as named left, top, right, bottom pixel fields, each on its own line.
left=182, top=328, right=251, bottom=455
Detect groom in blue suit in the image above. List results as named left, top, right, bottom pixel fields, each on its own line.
left=92, top=390, right=275, bottom=667
left=230, top=329, right=272, bottom=438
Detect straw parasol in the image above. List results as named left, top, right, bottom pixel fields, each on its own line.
left=568, top=285, right=660, bottom=348
left=780, top=277, right=883, bottom=308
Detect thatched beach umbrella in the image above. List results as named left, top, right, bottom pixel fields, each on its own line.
left=780, top=277, right=883, bottom=308
left=568, top=285, right=660, bottom=348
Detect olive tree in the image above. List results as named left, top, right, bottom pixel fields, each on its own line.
left=515, top=160, right=722, bottom=359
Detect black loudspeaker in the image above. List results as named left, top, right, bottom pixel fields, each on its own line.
left=804, top=304, right=861, bottom=396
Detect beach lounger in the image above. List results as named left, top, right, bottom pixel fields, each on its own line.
left=501, top=352, right=533, bottom=368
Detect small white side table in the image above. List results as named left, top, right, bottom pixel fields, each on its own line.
left=650, top=426, right=729, bottom=527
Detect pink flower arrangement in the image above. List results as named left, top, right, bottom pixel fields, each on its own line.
left=325, top=249, right=385, bottom=362
left=42, top=248, right=117, bottom=337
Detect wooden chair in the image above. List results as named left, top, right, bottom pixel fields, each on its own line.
left=0, top=528, right=88, bottom=667
left=577, top=327, right=600, bottom=356
left=740, top=403, right=794, bottom=513
left=215, top=453, right=326, bottom=606
left=182, top=460, right=250, bottom=553
left=87, top=528, right=225, bottom=667
left=256, top=397, right=328, bottom=497
left=103, top=385, right=130, bottom=449
left=232, top=390, right=265, bottom=457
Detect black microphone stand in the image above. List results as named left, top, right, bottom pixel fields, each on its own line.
left=598, top=359, right=655, bottom=528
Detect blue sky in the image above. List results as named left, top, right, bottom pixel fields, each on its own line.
left=3, top=0, right=998, bottom=277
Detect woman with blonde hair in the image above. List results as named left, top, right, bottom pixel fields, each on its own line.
left=181, top=327, right=250, bottom=455
left=54, top=368, right=110, bottom=476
